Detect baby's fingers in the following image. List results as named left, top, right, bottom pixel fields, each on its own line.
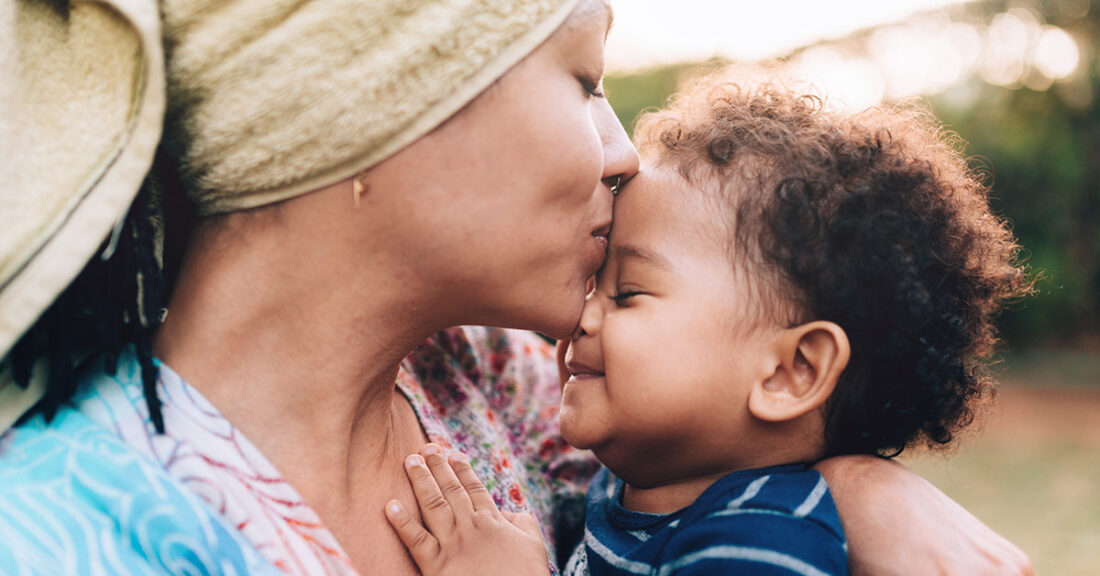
left=423, top=444, right=473, bottom=517
left=448, top=452, right=497, bottom=514
left=404, top=454, right=455, bottom=538
left=385, top=500, right=440, bottom=568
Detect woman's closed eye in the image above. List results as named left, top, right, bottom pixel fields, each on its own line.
left=580, top=76, right=606, bottom=99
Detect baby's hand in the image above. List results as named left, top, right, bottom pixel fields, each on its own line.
left=385, top=444, right=551, bottom=576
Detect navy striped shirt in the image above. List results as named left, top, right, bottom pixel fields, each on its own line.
left=565, top=464, right=847, bottom=576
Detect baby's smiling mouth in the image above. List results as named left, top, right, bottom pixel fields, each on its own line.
left=565, top=359, right=604, bottom=379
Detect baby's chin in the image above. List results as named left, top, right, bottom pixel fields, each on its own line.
left=558, top=410, right=607, bottom=453
left=561, top=426, right=664, bottom=489
left=557, top=411, right=589, bottom=449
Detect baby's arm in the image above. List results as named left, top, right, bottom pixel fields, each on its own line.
left=385, top=444, right=552, bottom=576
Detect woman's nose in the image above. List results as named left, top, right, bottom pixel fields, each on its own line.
left=594, top=98, right=640, bottom=189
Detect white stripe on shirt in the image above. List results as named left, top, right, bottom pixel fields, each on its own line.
left=726, top=475, right=770, bottom=509
left=584, top=528, right=652, bottom=575
left=656, top=545, right=831, bottom=576
left=793, top=475, right=829, bottom=518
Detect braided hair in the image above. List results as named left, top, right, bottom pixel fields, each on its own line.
left=8, top=168, right=170, bottom=433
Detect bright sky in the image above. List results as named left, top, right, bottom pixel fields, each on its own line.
left=606, top=0, right=973, bottom=72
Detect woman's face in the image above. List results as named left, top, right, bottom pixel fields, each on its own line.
left=371, top=0, right=639, bottom=339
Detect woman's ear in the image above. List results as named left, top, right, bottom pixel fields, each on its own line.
left=748, top=321, right=850, bottom=423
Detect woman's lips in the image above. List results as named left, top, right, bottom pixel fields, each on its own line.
left=592, top=223, right=610, bottom=247
left=589, top=221, right=611, bottom=265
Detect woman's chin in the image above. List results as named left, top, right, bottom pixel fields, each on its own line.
left=490, top=283, right=584, bottom=338
left=530, top=301, right=585, bottom=340
left=537, top=322, right=575, bottom=341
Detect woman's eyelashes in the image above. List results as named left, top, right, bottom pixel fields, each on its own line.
left=580, top=76, right=606, bottom=98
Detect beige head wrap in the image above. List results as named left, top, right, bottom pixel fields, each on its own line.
left=0, top=0, right=582, bottom=429
left=163, top=0, right=582, bottom=215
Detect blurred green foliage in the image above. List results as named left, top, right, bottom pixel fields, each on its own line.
left=605, top=3, right=1099, bottom=348
left=932, top=85, right=1099, bottom=345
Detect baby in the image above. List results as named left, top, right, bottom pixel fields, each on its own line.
left=383, top=71, right=1032, bottom=576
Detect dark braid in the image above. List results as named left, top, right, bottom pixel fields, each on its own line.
left=9, top=175, right=166, bottom=433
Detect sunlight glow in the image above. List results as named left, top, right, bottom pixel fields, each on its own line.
left=605, top=0, right=972, bottom=72
left=1033, top=27, right=1081, bottom=80
left=792, top=48, right=885, bottom=111
left=607, top=1, right=1087, bottom=109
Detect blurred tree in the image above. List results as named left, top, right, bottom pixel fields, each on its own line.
left=604, top=64, right=687, bottom=136
left=931, top=84, right=1098, bottom=345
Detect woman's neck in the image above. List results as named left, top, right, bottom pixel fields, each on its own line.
left=153, top=199, right=441, bottom=506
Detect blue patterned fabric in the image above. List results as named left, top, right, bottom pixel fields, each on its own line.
left=0, top=405, right=281, bottom=575
left=569, top=464, right=847, bottom=576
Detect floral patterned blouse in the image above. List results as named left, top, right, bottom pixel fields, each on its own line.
left=398, top=327, right=599, bottom=570
left=0, top=327, right=598, bottom=575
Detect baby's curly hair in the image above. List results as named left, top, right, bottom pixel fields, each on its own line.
left=635, top=70, right=1033, bottom=458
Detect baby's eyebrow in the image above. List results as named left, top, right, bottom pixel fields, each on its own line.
left=612, top=244, right=670, bottom=270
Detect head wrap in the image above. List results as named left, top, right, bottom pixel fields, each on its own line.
left=162, top=0, right=581, bottom=215
left=0, top=0, right=583, bottom=430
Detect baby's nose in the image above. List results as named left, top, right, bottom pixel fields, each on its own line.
left=573, top=289, right=604, bottom=340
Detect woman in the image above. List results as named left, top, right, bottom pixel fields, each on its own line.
left=0, top=0, right=1030, bottom=574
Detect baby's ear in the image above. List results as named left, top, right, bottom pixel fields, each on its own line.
left=748, top=321, right=850, bottom=423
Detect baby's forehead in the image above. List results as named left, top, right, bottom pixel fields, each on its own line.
left=608, top=176, right=731, bottom=275
left=618, top=166, right=788, bottom=283
left=613, top=170, right=691, bottom=226
left=619, top=166, right=700, bottom=205
left=617, top=167, right=736, bottom=239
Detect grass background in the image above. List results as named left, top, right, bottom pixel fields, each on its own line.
left=899, top=349, right=1100, bottom=575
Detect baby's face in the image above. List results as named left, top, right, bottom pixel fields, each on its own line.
left=560, top=169, right=780, bottom=487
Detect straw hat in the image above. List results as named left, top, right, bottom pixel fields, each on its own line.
left=0, top=0, right=166, bottom=428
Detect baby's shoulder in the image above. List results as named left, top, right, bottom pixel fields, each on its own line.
left=657, top=466, right=847, bottom=574
left=699, top=466, right=844, bottom=539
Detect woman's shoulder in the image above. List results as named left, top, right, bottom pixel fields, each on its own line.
left=0, top=407, right=281, bottom=574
